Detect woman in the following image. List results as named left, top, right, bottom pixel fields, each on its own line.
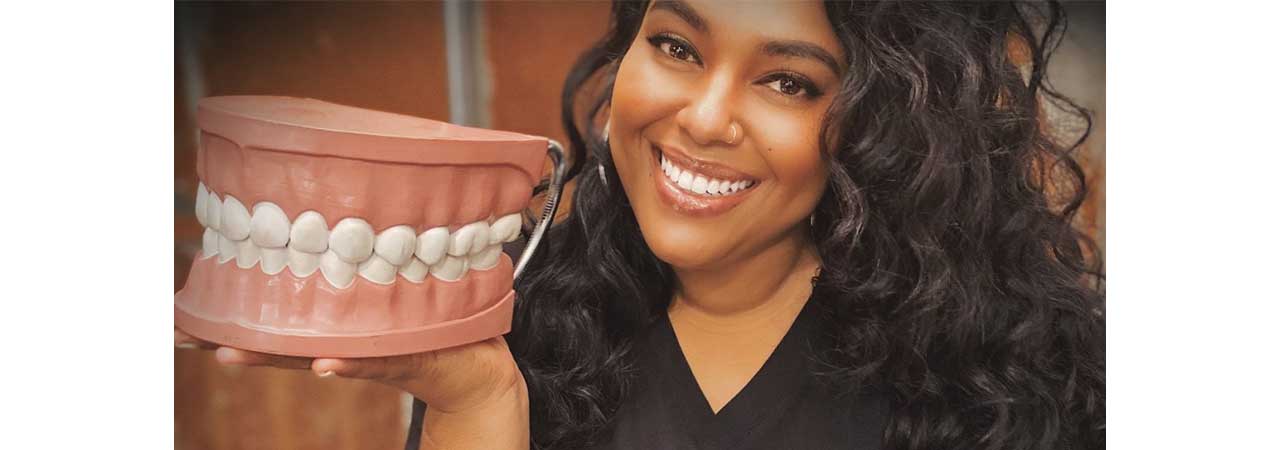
left=178, top=1, right=1105, bottom=449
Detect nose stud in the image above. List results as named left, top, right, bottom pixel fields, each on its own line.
left=725, top=122, right=741, bottom=145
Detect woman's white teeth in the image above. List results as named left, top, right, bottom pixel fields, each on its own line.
left=249, top=202, right=290, bottom=248
left=691, top=176, right=708, bottom=194
left=289, top=211, right=329, bottom=253
left=195, top=186, right=513, bottom=288
left=660, top=154, right=754, bottom=196
left=329, top=217, right=375, bottom=264
left=707, top=179, right=721, bottom=195
left=677, top=171, right=693, bottom=190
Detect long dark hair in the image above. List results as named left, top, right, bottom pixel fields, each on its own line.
left=509, top=2, right=1105, bottom=449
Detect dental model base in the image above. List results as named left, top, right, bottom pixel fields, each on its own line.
left=175, top=96, right=565, bottom=358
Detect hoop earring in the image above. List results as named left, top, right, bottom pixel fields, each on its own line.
left=599, top=119, right=610, bottom=186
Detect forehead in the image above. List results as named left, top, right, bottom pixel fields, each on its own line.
left=645, top=0, right=844, bottom=60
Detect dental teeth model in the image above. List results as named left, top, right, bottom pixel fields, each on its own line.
left=195, top=191, right=523, bottom=288
left=175, top=96, right=554, bottom=358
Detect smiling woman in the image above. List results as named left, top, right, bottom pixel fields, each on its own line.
left=612, top=0, right=839, bottom=272
left=510, top=1, right=1104, bottom=449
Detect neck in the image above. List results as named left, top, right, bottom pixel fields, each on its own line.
left=669, top=225, right=820, bottom=333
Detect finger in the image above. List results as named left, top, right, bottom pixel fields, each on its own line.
left=215, top=347, right=313, bottom=370
left=311, top=353, right=432, bottom=383
left=174, top=329, right=217, bottom=350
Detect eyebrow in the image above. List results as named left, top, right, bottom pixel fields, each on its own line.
left=651, top=0, right=843, bottom=77
left=761, top=40, right=844, bottom=76
left=652, top=0, right=707, bottom=33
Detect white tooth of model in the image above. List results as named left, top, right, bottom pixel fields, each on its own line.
left=489, top=213, right=522, bottom=244
left=289, top=211, right=329, bottom=253
left=374, top=225, right=417, bottom=266
left=235, top=239, right=262, bottom=269
left=357, top=255, right=397, bottom=285
left=221, top=196, right=252, bottom=241
left=205, top=191, right=222, bottom=232
left=249, top=202, right=291, bottom=248
left=469, top=222, right=491, bottom=256
left=430, top=254, right=468, bottom=281
left=201, top=227, right=219, bottom=259
left=469, top=245, right=503, bottom=270
left=287, top=247, right=320, bottom=277
left=329, top=217, right=375, bottom=264
left=398, top=257, right=429, bottom=283
left=195, top=183, right=209, bottom=227
left=415, top=227, right=449, bottom=265
left=448, top=222, right=488, bottom=256
left=259, top=248, right=288, bottom=275
left=319, top=250, right=357, bottom=288
left=217, top=234, right=237, bottom=264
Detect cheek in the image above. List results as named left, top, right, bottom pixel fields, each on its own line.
left=750, top=107, right=830, bottom=212
left=611, top=47, right=688, bottom=141
left=609, top=49, right=683, bottom=187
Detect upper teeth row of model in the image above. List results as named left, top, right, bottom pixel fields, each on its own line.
left=660, top=154, right=755, bottom=196
left=193, top=182, right=521, bottom=288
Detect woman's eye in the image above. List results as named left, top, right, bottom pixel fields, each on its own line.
left=763, top=74, right=821, bottom=99
left=663, top=41, right=694, bottom=62
left=647, top=35, right=700, bottom=65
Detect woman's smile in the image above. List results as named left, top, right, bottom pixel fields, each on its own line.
left=649, top=140, right=759, bottom=217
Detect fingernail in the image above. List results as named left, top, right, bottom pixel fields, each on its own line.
left=317, top=370, right=335, bottom=378
left=176, top=343, right=198, bottom=350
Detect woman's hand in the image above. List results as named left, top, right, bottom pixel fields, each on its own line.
left=175, top=328, right=529, bottom=448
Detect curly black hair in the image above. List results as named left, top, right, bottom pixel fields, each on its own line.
left=508, top=2, right=1105, bottom=449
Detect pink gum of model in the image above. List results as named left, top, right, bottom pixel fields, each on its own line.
left=175, top=96, right=547, bottom=358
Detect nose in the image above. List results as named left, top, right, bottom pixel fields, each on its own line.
left=675, top=74, right=738, bottom=147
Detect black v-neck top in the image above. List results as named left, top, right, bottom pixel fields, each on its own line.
left=590, top=299, right=889, bottom=450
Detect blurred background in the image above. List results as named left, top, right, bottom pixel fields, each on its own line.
left=174, top=2, right=1103, bottom=449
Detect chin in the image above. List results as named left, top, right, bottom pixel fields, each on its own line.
left=635, top=217, right=731, bottom=271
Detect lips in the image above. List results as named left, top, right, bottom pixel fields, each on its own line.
left=649, top=143, right=758, bottom=217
